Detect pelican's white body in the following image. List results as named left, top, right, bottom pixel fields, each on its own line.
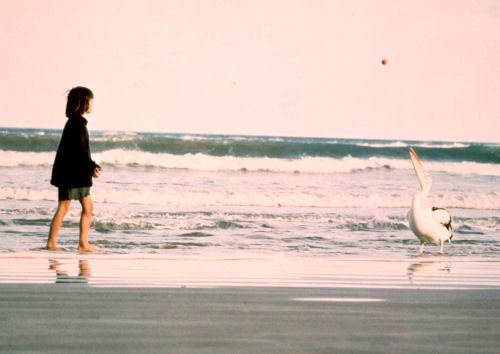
left=408, top=193, right=451, bottom=245
left=407, top=148, right=453, bottom=253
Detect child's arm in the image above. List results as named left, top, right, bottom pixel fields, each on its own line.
left=77, top=122, right=101, bottom=176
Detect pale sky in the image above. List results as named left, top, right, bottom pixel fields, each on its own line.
left=1, top=0, right=499, bottom=142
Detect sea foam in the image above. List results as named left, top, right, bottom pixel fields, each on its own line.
left=1, top=149, right=499, bottom=176
left=1, top=184, right=499, bottom=209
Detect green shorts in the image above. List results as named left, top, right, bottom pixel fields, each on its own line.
left=58, top=187, right=91, bottom=201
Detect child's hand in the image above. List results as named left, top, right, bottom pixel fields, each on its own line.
left=93, top=166, right=102, bottom=178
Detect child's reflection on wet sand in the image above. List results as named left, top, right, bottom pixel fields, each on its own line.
left=49, top=259, right=91, bottom=284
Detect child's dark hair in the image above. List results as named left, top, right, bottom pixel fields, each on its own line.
left=65, top=86, right=94, bottom=117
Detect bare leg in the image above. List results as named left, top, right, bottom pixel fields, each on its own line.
left=47, top=200, right=71, bottom=250
left=439, top=239, right=444, bottom=254
left=79, top=259, right=91, bottom=280
left=77, top=196, right=98, bottom=252
left=419, top=242, right=425, bottom=254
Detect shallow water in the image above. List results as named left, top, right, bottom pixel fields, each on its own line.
left=1, top=255, right=500, bottom=289
left=0, top=129, right=499, bottom=260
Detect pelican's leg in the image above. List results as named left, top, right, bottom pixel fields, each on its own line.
left=419, top=242, right=425, bottom=254
left=439, top=240, right=444, bottom=254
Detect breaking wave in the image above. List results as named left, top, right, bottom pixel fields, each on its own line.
left=1, top=185, right=499, bottom=209
left=1, top=128, right=499, bottom=162
left=1, top=149, right=500, bottom=176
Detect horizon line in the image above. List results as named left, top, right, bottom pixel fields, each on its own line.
left=0, top=125, right=498, bottom=145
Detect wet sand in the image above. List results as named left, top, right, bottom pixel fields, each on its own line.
left=0, top=255, right=499, bottom=353
left=1, top=285, right=499, bottom=353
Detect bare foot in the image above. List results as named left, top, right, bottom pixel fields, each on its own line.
left=77, top=244, right=100, bottom=253
left=46, top=243, right=60, bottom=251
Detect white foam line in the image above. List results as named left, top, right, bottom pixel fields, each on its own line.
left=87, top=283, right=493, bottom=290
left=294, top=297, right=386, bottom=303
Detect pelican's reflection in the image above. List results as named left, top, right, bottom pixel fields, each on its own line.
left=407, top=260, right=451, bottom=285
left=49, top=259, right=91, bottom=284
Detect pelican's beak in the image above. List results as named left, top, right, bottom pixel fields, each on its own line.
left=409, top=148, right=430, bottom=191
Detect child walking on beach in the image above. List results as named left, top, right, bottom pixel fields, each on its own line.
left=47, top=87, right=102, bottom=252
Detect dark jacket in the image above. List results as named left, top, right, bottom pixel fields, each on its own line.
left=50, top=115, right=99, bottom=188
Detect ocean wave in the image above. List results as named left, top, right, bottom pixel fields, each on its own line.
left=5, top=209, right=497, bottom=237
left=355, top=141, right=409, bottom=148
left=1, top=149, right=500, bottom=176
left=1, top=185, right=499, bottom=209
left=93, top=220, right=156, bottom=233
left=91, top=150, right=497, bottom=176
left=416, top=142, right=470, bottom=149
left=102, top=131, right=138, bottom=137
left=103, top=215, right=414, bottom=233
left=92, top=135, right=138, bottom=143
left=0, top=150, right=54, bottom=167
left=355, top=141, right=470, bottom=149
left=1, top=129, right=499, bottom=163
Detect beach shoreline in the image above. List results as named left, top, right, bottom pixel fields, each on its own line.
left=1, top=254, right=500, bottom=289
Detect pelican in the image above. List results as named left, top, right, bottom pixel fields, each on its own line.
left=407, top=148, right=453, bottom=254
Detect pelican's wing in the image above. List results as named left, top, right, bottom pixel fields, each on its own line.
left=409, top=148, right=431, bottom=191
left=432, top=207, right=452, bottom=231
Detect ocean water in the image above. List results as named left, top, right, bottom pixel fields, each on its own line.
left=0, top=128, right=499, bottom=259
